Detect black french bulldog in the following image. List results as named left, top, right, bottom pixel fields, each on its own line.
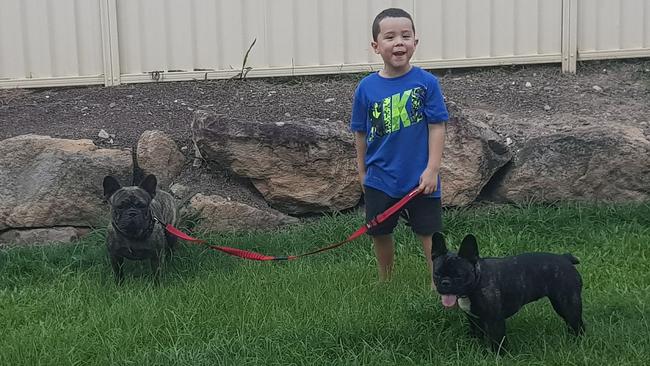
left=431, top=232, right=585, bottom=353
left=103, top=174, right=178, bottom=284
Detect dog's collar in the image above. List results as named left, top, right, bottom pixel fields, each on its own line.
left=152, top=215, right=166, bottom=226
left=472, top=262, right=482, bottom=289
left=470, top=262, right=482, bottom=292
left=461, top=262, right=482, bottom=294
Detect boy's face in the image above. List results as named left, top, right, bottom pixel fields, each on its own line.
left=371, top=16, right=418, bottom=76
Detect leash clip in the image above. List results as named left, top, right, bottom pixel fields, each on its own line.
left=152, top=216, right=166, bottom=226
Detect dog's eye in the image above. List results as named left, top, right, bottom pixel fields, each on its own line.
left=134, top=202, right=147, bottom=209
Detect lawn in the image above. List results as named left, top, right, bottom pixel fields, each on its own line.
left=1, top=202, right=649, bottom=365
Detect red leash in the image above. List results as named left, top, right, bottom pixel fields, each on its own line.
left=165, top=187, right=423, bottom=261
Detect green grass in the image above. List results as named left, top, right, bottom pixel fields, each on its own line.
left=1, top=202, right=649, bottom=365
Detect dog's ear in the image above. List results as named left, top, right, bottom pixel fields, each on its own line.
left=458, top=234, right=479, bottom=264
left=431, top=232, right=448, bottom=259
left=139, top=174, right=158, bottom=198
left=103, top=176, right=122, bottom=200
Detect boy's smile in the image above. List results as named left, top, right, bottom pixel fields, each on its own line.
left=372, top=16, right=418, bottom=78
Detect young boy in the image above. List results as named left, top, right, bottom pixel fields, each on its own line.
left=350, top=8, right=449, bottom=283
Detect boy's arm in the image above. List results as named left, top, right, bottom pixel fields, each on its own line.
left=419, top=122, right=446, bottom=195
left=354, top=131, right=367, bottom=192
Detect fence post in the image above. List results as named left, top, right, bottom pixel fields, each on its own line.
left=561, top=0, right=578, bottom=73
left=100, top=0, right=121, bottom=86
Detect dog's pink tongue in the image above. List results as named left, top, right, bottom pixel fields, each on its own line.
left=441, top=294, right=457, bottom=308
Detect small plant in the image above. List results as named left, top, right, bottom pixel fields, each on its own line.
left=232, top=38, right=257, bottom=80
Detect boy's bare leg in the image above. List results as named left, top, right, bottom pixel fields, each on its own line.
left=417, top=234, right=435, bottom=290
left=372, top=234, right=395, bottom=281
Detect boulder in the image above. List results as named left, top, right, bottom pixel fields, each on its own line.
left=441, top=104, right=512, bottom=206
left=192, top=108, right=513, bottom=211
left=493, top=125, right=650, bottom=202
left=192, top=111, right=361, bottom=215
left=0, top=227, right=91, bottom=247
left=136, top=130, right=185, bottom=189
left=0, top=135, right=132, bottom=233
left=187, top=193, right=299, bottom=232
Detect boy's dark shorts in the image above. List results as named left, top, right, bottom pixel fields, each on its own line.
left=364, top=186, right=442, bottom=236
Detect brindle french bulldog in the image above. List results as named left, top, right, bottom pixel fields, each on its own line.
left=103, top=174, right=177, bottom=284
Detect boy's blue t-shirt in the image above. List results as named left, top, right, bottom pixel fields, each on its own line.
left=350, top=66, right=449, bottom=198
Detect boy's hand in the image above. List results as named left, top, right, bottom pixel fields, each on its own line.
left=354, top=131, right=368, bottom=193
left=358, top=172, right=366, bottom=192
left=418, top=168, right=439, bottom=195
left=420, top=122, right=445, bottom=195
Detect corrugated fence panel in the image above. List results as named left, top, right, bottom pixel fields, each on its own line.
left=240, top=0, right=267, bottom=71
left=0, top=0, right=104, bottom=86
left=266, top=0, right=294, bottom=68
left=597, top=0, right=621, bottom=50
left=49, top=0, right=81, bottom=76
left=578, top=0, right=650, bottom=59
left=217, top=0, right=246, bottom=70
left=646, top=0, right=650, bottom=48
left=1, top=0, right=649, bottom=88
left=342, top=0, right=370, bottom=65
left=117, top=0, right=271, bottom=77
left=294, top=0, right=320, bottom=67
left=116, top=0, right=142, bottom=75
left=621, top=0, right=645, bottom=48
left=539, top=0, right=562, bottom=54
left=22, top=0, right=52, bottom=78
left=414, top=0, right=561, bottom=66
left=0, top=0, right=26, bottom=78
left=515, top=0, right=539, bottom=55
left=492, top=0, right=517, bottom=57
left=192, top=0, right=218, bottom=70
left=317, top=0, right=345, bottom=66
left=118, top=0, right=167, bottom=73
left=415, top=0, right=444, bottom=60
left=443, top=0, right=469, bottom=59
left=165, top=0, right=194, bottom=71
left=76, top=0, right=105, bottom=76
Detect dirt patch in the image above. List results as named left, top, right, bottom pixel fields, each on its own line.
left=1, top=59, right=649, bottom=207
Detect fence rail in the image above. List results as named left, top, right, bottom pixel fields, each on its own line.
left=1, top=0, right=649, bottom=89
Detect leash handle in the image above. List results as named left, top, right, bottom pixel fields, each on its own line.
left=376, top=187, right=422, bottom=223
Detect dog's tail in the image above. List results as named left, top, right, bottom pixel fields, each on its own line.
left=563, top=253, right=580, bottom=265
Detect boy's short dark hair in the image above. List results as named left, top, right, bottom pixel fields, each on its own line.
left=372, top=8, right=415, bottom=41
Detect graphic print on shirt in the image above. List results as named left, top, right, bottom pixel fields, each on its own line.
left=368, top=86, right=425, bottom=141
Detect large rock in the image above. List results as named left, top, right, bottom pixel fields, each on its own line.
left=136, top=130, right=185, bottom=189
left=494, top=125, right=650, bottom=202
left=441, top=104, right=512, bottom=206
left=188, top=193, right=299, bottom=232
left=0, top=227, right=91, bottom=247
left=0, top=135, right=132, bottom=233
left=192, top=111, right=361, bottom=214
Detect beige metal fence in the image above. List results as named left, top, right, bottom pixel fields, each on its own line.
left=1, top=0, right=649, bottom=89
left=578, top=0, right=650, bottom=60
